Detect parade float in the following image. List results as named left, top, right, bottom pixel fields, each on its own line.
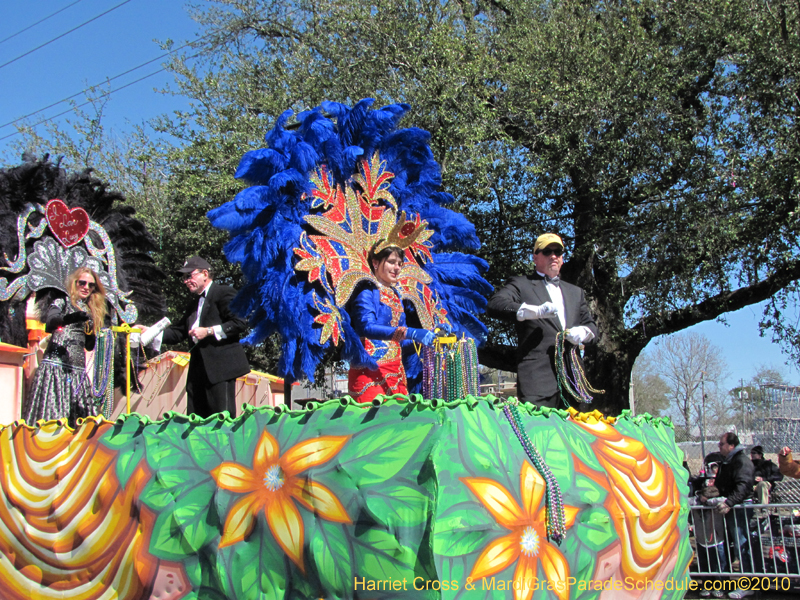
left=0, top=102, right=691, bottom=599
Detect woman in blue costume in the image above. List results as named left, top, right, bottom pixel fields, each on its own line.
left=23, top=267, right=108, bottom=425
left=347, top=245, right=436, bottom=403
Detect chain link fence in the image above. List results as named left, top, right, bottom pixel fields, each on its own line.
left=673, top=385, right=800, bottom=500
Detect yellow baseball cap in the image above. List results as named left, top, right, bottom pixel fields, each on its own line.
left=534, top=233, right=564, bottom=253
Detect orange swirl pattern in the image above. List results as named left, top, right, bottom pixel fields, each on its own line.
left=0, top=418, right=160, bottom=600
left=571, top=413, right=683, bottom=581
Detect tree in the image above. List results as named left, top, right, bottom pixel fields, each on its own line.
left=630, top=352, right=670, bottom=418
left=151, top=0, right=800, bottom=413
left=652, top=332, right=728, bottom=440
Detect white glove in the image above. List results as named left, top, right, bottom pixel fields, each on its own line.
left=517, top=302, right=558, bottom=321
left=565, top=326, right=595, bottom=345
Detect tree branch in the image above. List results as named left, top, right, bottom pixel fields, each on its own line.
left=636, top=258, right=800, bottom=341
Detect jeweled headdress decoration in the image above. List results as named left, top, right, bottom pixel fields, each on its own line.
left=371, top=211, right=429, bottom=256
left=1, top=199, right=138, bottom=324
left=209, top=98, right=493, bottom=383
left=295, top=154, right=441, bottom=333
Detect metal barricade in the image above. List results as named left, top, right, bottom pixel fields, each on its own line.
left=690, top=501, right=800, bottom=584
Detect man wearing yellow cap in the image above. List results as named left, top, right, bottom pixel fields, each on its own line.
left=487, top=233, right=597, bottom=407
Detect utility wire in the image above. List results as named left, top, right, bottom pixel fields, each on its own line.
left=0, top=0, right=134, bottom=71
left=0, top=66, right=170, bottom=142
left=0, top=33, right=209, bottom=131
left=0, top=0, right=87, bottom=46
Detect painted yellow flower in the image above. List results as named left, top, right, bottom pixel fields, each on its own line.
left=461, top=462, right=579, bottom=600
left=211, top=429, right=351, bottom=572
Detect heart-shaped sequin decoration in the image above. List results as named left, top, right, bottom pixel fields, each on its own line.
left=45, top=199, right=90, bottom=248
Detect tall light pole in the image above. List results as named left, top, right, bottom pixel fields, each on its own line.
left=700, top=371, right=707, bottom=464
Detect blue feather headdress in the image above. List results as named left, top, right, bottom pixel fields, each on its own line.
left=209, top=99, right=491, bottom=384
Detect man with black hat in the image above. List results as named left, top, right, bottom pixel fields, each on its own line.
left=487, top=233, right=598, bottom=407
left=159, top=256, right=250, bottom=418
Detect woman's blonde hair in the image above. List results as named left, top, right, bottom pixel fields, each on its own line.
left=66, top=267, right=107, bottom=334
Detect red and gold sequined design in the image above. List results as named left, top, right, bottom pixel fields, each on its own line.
left=348, top=359, right=408, bottom=403
left=360, top=286, right=405, bottom=365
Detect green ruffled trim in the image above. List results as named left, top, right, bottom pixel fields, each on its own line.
left=8, top=394, right=668, bottom=430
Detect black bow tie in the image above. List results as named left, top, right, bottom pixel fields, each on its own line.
left=545, top=275, right=560, bottom=286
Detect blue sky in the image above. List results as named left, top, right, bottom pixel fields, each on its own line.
left=0, top=0, right=197, bottom=152
left=1, top=1, right=797, bottom=389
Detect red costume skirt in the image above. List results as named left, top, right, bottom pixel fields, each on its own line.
left=348, top=359, right=407, bottom=403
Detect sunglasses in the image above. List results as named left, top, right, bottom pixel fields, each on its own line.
left=182, top=269, right=205, bottom=281
left=539, top=248, right=563, bottom=257
left=76, top=280, right=96, bottom=290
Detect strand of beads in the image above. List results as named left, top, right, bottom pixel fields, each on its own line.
left=421, top=337, right=480, bottom=401
left=91, top=329, right=114, bottom=400
left=554, top=332, right=604, bottom=404
left=554, top=332, right=578, bottom=404
left=569, top=345, right=604, bottom=395
left=502, top=401, right=567, bottom=544
left=463, top=338, right=479, bottom=396
left=422, top=346, right=434, bottom=399
left=102, top=346, right=115, bottom=418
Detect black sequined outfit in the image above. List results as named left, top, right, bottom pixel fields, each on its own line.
left=23, top=297, right=99, bottom=424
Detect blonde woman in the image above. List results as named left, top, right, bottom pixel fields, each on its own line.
left=24, top=267, right=108, bottom=425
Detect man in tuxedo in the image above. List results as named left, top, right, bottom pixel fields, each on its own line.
left=487, top=233, right=597, bottom=407
left=161, top=256, right=250, bottom=418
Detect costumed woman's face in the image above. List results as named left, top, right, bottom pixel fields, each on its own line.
left=75, top=273, right=97, bottom=300
left=372, top=253, right=403, bottom=286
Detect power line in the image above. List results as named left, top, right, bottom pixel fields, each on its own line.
left=0, top=0, right=134, bottom=71
left=0, top=66, right=170, bottom=143
left=0, top=34, right=208, bottom=131
left=0, top=0, right=87, bottom=46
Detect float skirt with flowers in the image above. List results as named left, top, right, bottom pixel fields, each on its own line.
left=0, top=397, right=691, bottom=600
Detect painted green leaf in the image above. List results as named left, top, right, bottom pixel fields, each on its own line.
left=459, top=405, right=509, bottom=473
left=435, top=556, right=469, bottom=596
left=183, top=553, right=203, bottom=588
left=353, top=528, right=417, bottom=582
left=572, top=471, right=609, bottom=505
left=114, top=440, right=144, bottom=488
left=145, top=425, right=193, bottom=470
left=139, top=467, right=208, bottom=511
left=433, top=504, right=494, bottom=557
left=231, top=414, right=265, bottom=463
left=147, top=482, right=216, bottom=561
left=340, top=423, right=433, bottom=485
left=214, top=546, right=234, bottom=600
left=149, top=510, right=199, bottom=561
left=171, top=486, right=217, bottom=552
left=575, top=506, right=615, bottom=552
left=569, top=557, right=601, bottom=600
left=228, top=534, right=286, bottom=600
left=187, top=430, right=231, bottom=469
left=364, top=484, right=430, bottom=526
left=101, top=419, right=142, bottom=450
left=526, top=424, right=572, bottom=482
left=311, top=521, right=352, bottom=596
left=433, top=525, right=491, bottom=558
left=565, top=427, right=604, bottom=472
